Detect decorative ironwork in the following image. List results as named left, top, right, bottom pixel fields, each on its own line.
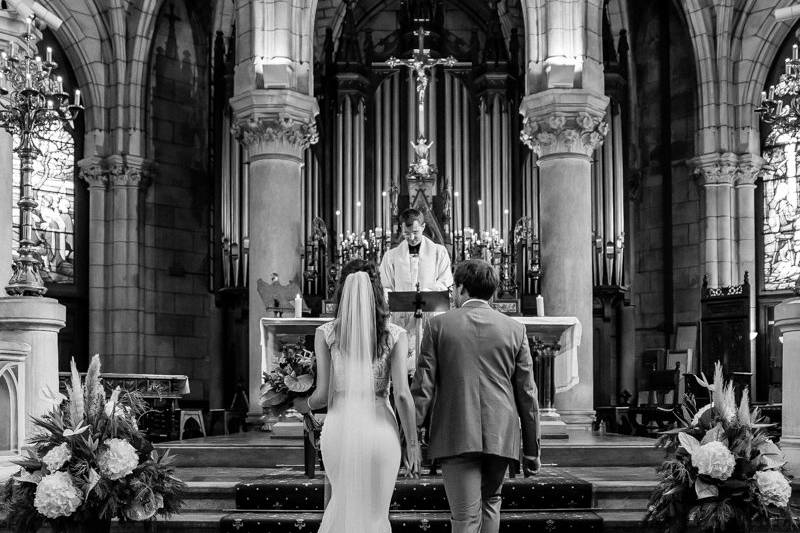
left=702, top=272, right=750, bottom=299
left=0, top=18, right=83, bottom=295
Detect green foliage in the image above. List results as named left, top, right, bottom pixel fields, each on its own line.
left=645, top=362, right=798, bottom=532
left=1, top=356, right=185, bottom=532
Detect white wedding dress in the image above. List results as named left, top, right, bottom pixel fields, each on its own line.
left=317, top=272, right=405, bottom=533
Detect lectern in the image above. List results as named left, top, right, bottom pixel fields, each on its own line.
left=387, top=284, right=450, bottom=359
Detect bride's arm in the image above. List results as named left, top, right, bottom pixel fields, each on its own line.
left=390, top=330, right=420, bottom=476
left=306, top=329, right=330, bottom=410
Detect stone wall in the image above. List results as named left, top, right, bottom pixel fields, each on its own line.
left=631, top=0, right=701, bottom=356
left=143, top=0, right=222, bottom=405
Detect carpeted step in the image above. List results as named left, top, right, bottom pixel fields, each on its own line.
left=220, top=511, right=603, bottom=532
left=235, top=469, right=592, bottom=511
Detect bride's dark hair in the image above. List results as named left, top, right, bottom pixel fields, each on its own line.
left=333, top=259, right=391, bottom=359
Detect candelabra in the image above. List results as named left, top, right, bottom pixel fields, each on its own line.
left=756, top=43, right=800, bottom=141
left=1, top=18, right=83, bottom=296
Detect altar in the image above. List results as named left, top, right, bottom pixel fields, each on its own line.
left=257, top=314, right=582, bottom=439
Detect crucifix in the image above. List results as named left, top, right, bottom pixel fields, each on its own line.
left=387, top=23, right=456, bottom=240
left=387, top=24, right=456, bottom=168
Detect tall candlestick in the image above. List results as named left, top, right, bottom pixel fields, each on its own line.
left=477, top=199, right=483, bottom=233
left=794, top=44, right=798, bottom=61
left=536, top=294, right=545, bottom=317
left=74, top=89, right=81, bottom=106
left=25, top=17, right=31, bottom=37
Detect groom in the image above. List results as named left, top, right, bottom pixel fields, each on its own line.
left=411, top=259, right=541, bottom=533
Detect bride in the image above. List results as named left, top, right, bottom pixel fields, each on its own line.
left=295, top=259, right=421, bottom=532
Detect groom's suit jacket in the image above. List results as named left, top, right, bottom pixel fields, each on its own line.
left=412, top=299, right=541, bottom=462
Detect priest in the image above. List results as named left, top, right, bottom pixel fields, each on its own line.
left=380, top=208, right=453, bottom=374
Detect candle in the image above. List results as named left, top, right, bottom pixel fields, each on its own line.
left=26, top=17, right=31, bottom=36
left=10, top=43, right=17, bottom=58
left=56, top=75, right=62, bottom=93
left=74, top=89, right=81, bottom=106
left=294, top=294, right=303, bottom=318
left=24, top=73, right=30, bottom=88
left=786, top=58, right=791, bottom=75
left=477, top=199, right=483, bottom=232
left=761, top=90, right=767, bottom=104
left=769, top=85, right=776, bottom=100
left=46, top=47, right=52, bottom=63
left=536, top=294, right=545, bottom=317
left=46, top=99, right=52, bottom=109
left=794, top=44, right=798, bottom=61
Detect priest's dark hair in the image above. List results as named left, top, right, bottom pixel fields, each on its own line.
left=332, top=258, right=391, bottom=358
left=400, top=208, right=425, bottom=226
left=454, top=259, right=499, bottom=300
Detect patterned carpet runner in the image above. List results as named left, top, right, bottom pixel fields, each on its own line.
left=220, top=469, right=603, bottom=532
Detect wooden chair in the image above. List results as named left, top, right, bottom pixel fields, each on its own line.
left=629, top=362, right=681, bottom=436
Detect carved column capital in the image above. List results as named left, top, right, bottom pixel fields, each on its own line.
left=106, top=154, right=155, bottom=189
left=78, top=158, right=107, bottom=189
left=230, top=89, right=319, bottom=162
left=736, top=153, right=765, bottom=187
left=519, top=90, right=609, bottom=158
left=690, top=152, right=761, bottom=187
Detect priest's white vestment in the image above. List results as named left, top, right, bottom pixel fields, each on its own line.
left=379, top=236, right=453, bottom=374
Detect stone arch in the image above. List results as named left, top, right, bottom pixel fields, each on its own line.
left=733, top=0, right=795, bottom=153
left=37, top=0, right=109, bottom=154
left=0, top=362, right=20, bottom=453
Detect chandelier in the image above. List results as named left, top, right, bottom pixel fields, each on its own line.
left=1, top=17, right=83, bottom=296
left=756, top=43, right=800, bottom=141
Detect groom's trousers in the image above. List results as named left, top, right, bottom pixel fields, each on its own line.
left=440, top=453, right=510, bottom=533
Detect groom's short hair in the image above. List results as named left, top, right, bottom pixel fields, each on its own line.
left=400, top=208, right=425, bottom=226
left=454, top=259, right=498, bottom=300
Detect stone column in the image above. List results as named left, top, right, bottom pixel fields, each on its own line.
left=78, top=159, right=108, bottom=357
left=0, top=297, right=65, bottom=436
left=230, top=90, right=318, bottom=423
left=106, top=155, right=150, bottom=373
left=520, top=89, right=609, bottom=428
left=737, top=154, right=762, bottom=393
left=692, top=153, right=739, bottom=288
left=775, top=297, right=800, bottom=475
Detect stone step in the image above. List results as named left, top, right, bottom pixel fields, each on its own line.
left=219, top=510, right=603, bottom=532
left=235, top=469, right=593, bottom=511
left=157, top=434, right=666, bottom=468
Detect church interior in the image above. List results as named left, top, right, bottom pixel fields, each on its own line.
left=2, top=0, right=800, bottom=531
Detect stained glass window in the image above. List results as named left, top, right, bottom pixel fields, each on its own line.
left=11, top=129, right=76, bottom=285
left=762, top=136, right=800, bottom=291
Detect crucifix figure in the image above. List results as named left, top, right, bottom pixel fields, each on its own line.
left=388, top=24, right=456, bottom=163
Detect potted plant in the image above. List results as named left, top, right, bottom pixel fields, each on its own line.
left=645, top=362, right=797, bottom=532
left=1, top=355, right=184, bottom=532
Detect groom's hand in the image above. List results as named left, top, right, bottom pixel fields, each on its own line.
left=522, top=456, right=541, bottom=477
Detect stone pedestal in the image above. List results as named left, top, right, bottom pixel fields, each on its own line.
left=0, top=297, right=65, bottom=436
left=520, top=89, right=609, bottom=428
left=775, top=297, right=800, bottom=475
left=230, top=90, right=318, bottom=424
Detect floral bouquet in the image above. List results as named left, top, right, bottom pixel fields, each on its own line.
left=260, top=339, right=316, bottom=416
left=1, top=355, right=184, bottom=533
left=645, top=361, right=797, bottom=532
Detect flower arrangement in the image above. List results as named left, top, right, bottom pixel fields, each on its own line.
left=260, top=339, right=316, bottom=415
left=1, top=355, right=184, bottom=533
left=645, top=362, right=797, bottom=532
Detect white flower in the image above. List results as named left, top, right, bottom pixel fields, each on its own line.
left=97, top=438, right=139, bottom=480
left=42, top=443, right=71, bottom=472
left=755, top=470, right=792, bottom=508
left=694, top=441, right=736, bottom=480
left=33, top=471, right=83, bottom=519
left=691, top=403, right=713, bottom=426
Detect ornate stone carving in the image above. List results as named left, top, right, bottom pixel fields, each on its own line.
left=233, top=113, right=319, bottom=153
left=691, top=152, right=762, bottom=187
left=520, top=111, right=608, bottom=157
left=108, top=155, right=154, bottom=189
left=78, top=160, right=107, bottom=189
